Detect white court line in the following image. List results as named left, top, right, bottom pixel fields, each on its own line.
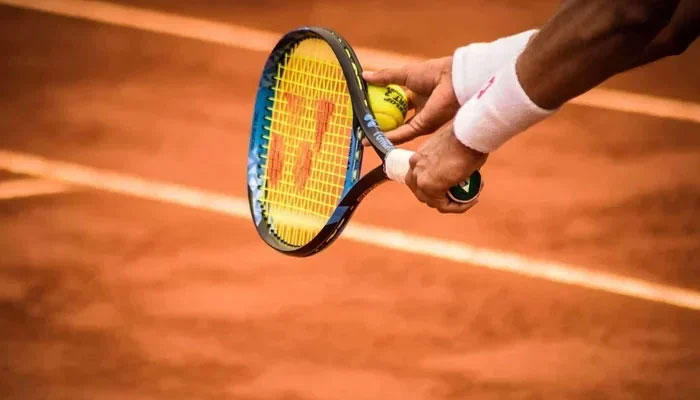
left=0, top=149, right=698, bottom=311
left=2, top=0, right=699, bottom=309
left=2, top=0, right=700, bottom=124
left=0, top=177, right=71, bottom=199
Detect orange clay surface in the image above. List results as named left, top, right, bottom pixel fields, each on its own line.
left=1, top=1, right=699, bottom=399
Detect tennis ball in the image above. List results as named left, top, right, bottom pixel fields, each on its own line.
left=368, top=84, right=408, bottom=131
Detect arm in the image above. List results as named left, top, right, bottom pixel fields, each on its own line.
left=409, top=0, right=688, bottom=213
left=636, top=0, right=700, bottom=65
left=364, top=0, right=697, bottom=150
left=362, top=30, right=537, bottom=145
left=519, top=0, right=681, bottom=109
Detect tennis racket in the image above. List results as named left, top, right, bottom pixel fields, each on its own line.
left=248, top=27, right=482, bottom=256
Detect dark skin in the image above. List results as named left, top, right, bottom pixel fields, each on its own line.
left=365, top=0, right=698, bottom=213
left=519, top=0, right=681, bottom=109
left=636, top=0, right=700, bottom=64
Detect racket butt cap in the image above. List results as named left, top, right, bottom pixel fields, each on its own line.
left=447, top=170, right=482, bottom=203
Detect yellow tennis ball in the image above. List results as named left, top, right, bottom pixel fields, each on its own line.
left=368, top=84, right=408, bottom=131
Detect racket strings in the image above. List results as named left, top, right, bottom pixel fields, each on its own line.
left=262, top=118, right=350, bottom=150
left=260, top=38, right=353, bottom=246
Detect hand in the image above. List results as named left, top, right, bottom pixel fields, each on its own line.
left=406, top=123, right=488, bottom=213
left=363, top=57, right=459, bottom=145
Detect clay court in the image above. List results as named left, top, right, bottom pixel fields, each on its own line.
left=1, top=1, right=699, bottom=399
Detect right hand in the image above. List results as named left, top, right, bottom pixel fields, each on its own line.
left=363, top=57, right=459, bottom=146
left=405, top=122, right=487, bottom=213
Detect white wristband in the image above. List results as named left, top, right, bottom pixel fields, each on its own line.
left=452, top=29, right=538, bottom=105
left=453, top=59, right=556, bottom=153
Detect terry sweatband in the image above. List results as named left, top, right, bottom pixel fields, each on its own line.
left=453, top=59, right=556, bottom=153
left=452, top=29, right=538, bottom=105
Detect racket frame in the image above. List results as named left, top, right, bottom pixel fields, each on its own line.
left=249, top=27, right=471, bottom=256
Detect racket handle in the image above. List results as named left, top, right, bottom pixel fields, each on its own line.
left=385, top=149, right=482, bottom=204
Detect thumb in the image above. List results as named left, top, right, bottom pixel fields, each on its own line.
left=362, top=67, right=408, bottom=86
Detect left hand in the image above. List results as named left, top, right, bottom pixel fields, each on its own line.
left=362, top=57, right=460, bottom=146
left=406, top=123, right=488, bottom=213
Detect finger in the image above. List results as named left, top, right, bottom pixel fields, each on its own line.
left=437, top=198, right=480, bottom=214
left=404, top=164, right=417, bottom=192
left=364, top=122, right=426, bottom=147
left=414, top=189, right=431, bottom=205
left=424, top=197, right=443, bottom=210
left=408, top=152, right=419, bottom=169
left=404, top=89, right=418, bottom=112
left=362, top=68, right=409, bottom=86
left=419, top=186, right=447, bottom=209
left=383, top=119, right=430, bottom=146
left=407, top=177, right=430, bottom=205
left=407, top=89, right=456, bottom=133
left=404, top=167, right=431, bottom=205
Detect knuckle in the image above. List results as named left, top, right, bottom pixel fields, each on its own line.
left=408, top=154, right=420, bottom=168
left=415, top=175, right=430, bottom=190
left=409, top=115, right=426, bottom=131
left=417, top=177, right=440, bottom=193
left=405, top=174, right=417, bottom=191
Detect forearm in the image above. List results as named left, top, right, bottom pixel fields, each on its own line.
left=636, top=0, right=700, bottom=65
left=518, top=0, right=681, bottom=109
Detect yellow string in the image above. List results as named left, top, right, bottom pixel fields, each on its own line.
left=260, top=38, right=353, bottom=246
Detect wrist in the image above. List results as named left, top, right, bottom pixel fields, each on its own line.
left=452, top=29, right=539, bottom=105
left=444, top=57, right=461, bottom=112
left=449, top=125, right=487, bottom=157
left=453, top=58, right=557, bottom=153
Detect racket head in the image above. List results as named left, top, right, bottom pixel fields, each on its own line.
left=248, top=27, right=373, bottom=256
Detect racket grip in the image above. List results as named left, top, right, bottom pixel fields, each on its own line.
left=384, top=149, right=482, bottom=204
